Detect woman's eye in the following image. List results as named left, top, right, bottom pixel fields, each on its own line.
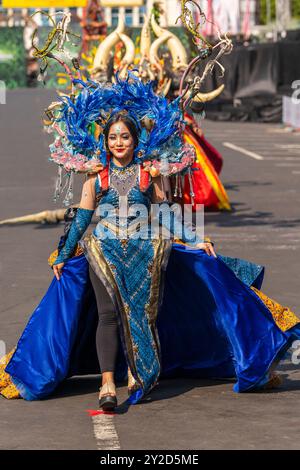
left=108, top=133, right=130, bottom=141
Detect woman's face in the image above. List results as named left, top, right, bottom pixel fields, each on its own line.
left=107, top=121, right=135, bottom=161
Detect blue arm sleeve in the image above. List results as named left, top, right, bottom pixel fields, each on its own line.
left=53, top=207, right=94, bottom=265
left=157, top=204, right=203, bottom=247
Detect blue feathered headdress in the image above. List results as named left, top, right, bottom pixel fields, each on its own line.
left=48, top=72, right=186, bottom=169
left=46, top=73, right=196, bottom=205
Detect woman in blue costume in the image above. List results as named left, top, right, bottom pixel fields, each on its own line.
left=1, top=75, right=300, bottom=411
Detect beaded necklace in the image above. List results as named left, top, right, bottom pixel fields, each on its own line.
left=110, top=158, right=138, bottom=196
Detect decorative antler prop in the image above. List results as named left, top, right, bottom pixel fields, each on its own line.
left=178, top=0, right=233, bottom=120
left=178, top=0, right=212, bottom=48
left=29, top=6, right=233, bottom=208
left=31, top=10, right=81, bottom=85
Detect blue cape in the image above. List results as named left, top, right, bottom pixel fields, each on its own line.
left=5, top=245, right=300, bottom=401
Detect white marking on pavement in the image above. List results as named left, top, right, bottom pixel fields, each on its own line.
left=275, top=144, right=300, bottom=149
left=267, top=127, right=300, bottom=134
left=263, top=157, right=300, bottom=160
left=292, top=171, right=300, bottom=174
left=91, top=413, right=121, bottom=450
left=223, top=142, right=264, bottom=160
left=275, top=163, right=300, bottom=167
left=265, top=245, right=298, bottom=250
left=251, top=148, right=289, bottom=151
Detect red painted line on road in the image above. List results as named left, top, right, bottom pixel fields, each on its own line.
left=86, top=409, right=116, bottom=416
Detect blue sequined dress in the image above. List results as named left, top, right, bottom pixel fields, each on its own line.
left=1, top=159, right=300, bottom=403
left=81, top=158, right=174, bottom=401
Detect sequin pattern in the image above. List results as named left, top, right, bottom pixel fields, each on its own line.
left=92, top=160, right=162, bottom=393
left=0, top=349, right=20, bottom=399
left=251, top=286, right=300, bottom=332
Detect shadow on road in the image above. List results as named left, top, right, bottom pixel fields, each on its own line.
left=47, top=369, right=300, bottom=414
left=224, top=180, right=273, bottom=192
left=205, top=207, right=300, bottom=230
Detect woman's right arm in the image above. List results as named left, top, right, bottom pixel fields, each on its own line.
left=53, top=174, right=97, bottom=280
left=77, top=173, right=98, bottom=211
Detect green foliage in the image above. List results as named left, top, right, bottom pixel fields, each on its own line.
left=260, top=0, right=300, bottom=24
left=0, top=27, right=26, bottom=89
left=151, top=1, right=164, bottom=26
left=259, top=0, right=276, bottom=25
left=291, top=0, right=300, bottom=18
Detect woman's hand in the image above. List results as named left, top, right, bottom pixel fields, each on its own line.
left=53, top=262, right=65, bottom=281
left=193, top=242, right=217, bottom=258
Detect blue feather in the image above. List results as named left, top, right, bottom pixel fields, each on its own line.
left=52, top=73, right=185, bottom=165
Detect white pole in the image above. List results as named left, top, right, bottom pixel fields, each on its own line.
left=133, top=6, right=139, bottom=27
left=104, top=7, right=111, bottom=27
left=7, top=8, right=14, bottom=27
left=266, top=0, right=271, bottom=25
left=146, top=0, right=153, bottom=17
left=276, top=0, right=291, bottom=34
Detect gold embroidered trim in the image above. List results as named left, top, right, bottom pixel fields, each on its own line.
left=173, top=237, right=212, bottom=246
left=0, top=348, right=21, bottom=399
left=145, top=239, right=170, bottom=325
left=48, top=244, right=84, bottom=267
left=97, top=218, right=150, bottom=238
left=251, top=286, right=300, bottom=332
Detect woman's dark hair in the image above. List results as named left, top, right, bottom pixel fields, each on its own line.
left=103, top=112, right=140, bottom=149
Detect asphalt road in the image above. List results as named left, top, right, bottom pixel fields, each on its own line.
left=0, top=90, right=300, bottom=450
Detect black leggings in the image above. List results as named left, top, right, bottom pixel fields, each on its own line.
left=89, top=265, right=119, bottom=373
